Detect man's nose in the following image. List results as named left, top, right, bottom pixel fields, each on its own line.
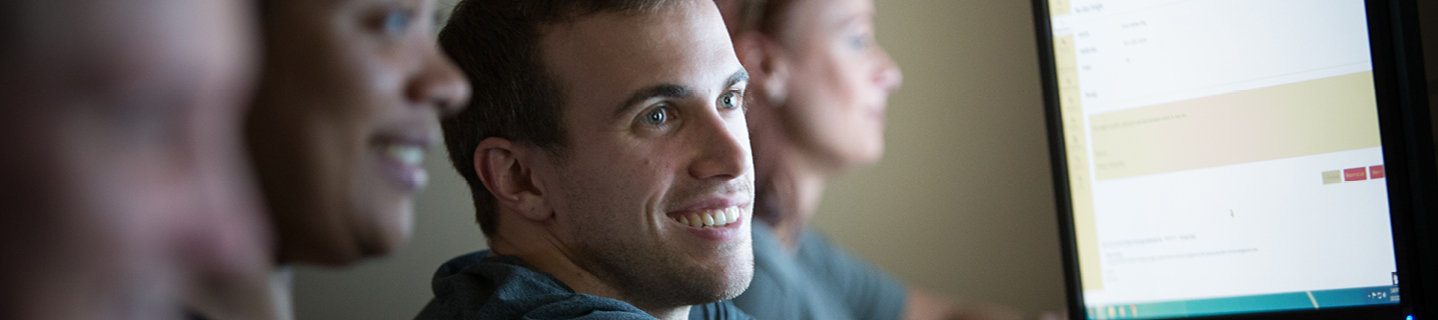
left=687, top=109, right=751, bottom=181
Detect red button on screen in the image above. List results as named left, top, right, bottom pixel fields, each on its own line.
left=1345, top=167, right=1368, bottom=181
left=1370, top=165, right=1385, bottom=179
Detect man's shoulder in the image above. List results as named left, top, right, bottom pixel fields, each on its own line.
left=417, top=250, right=656, bottom=320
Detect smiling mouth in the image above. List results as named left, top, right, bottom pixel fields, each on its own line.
left=669, top=206, right=741, bottom=228
left=372, top=136, right=435, bottom=191
left=381, top=143, right=426, bottom=166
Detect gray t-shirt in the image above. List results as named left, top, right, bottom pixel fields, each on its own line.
left=731, top=221, right=908, bottom=320
left=417, top=250, right=753, bottom=320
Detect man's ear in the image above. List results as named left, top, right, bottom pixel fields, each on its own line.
left=472, top=137, right=553, bottom=222
left=733, top=31, right=790, bottom=106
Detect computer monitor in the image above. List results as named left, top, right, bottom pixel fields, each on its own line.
left=1031, top=0, right=1435, bottom=319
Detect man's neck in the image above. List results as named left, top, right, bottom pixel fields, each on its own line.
left=490, top=226, right=691, bottom=320
left=647, top=306, right=692, bottom=320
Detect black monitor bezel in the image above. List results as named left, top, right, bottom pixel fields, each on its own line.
left=1030, top=0, right=1434, bottom=319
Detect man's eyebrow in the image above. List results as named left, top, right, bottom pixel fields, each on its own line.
left=614, top=84, right=692, bottom=118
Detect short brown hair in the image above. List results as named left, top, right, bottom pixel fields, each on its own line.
left=438, top=0, right=671, bottom=237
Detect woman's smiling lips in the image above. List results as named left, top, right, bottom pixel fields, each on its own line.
left=372, top=132, right=436, bottom=192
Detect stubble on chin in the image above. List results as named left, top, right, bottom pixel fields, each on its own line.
left=570, top=230, right=754, bottom=310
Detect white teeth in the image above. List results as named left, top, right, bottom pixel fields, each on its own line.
left=672, top=206, right=743, bottom=228
left=712, top=210, right=730, bottom=227
left=386, top=144, right=425, bottom=166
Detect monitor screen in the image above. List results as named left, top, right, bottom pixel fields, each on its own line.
left=1038, top=0, right=1404, bottom=318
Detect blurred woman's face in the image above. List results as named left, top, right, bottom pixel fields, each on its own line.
left=776, top=0, right=902, bottom=169
left=247, top=0, right=469, bottom=265
left=0, top=0, right=268, bottom=318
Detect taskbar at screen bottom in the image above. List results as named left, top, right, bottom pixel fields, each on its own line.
left=1085, top=285, right=1400, bottom=319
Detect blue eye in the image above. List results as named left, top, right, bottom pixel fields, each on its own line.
left=643, top=106, right=670, bottom=125
left=382, top=9, right=414, bottom=34
left=719, top=91, right=740, bottom=110
left=849, top=35, right=869, bottom=49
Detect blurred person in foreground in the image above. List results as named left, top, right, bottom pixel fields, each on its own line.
left=417, top=0, right=754, bottom=319
left=715, top=0, right=1059, bottom=319
left=0, top=0, right=273, bottom=319
left=240, top=0, right=469, bottom=318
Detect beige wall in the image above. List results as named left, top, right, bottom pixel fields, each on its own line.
left=293, top=0, right=1070, bottom=318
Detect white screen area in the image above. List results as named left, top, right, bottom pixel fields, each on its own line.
left=1047, top=0, right=1399, bottom=309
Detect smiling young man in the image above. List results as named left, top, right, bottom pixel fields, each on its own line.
left=418, top=0, right=756, bottom=319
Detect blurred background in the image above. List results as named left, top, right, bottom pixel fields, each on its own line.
left=293, top=0, right=1438, bottom=319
